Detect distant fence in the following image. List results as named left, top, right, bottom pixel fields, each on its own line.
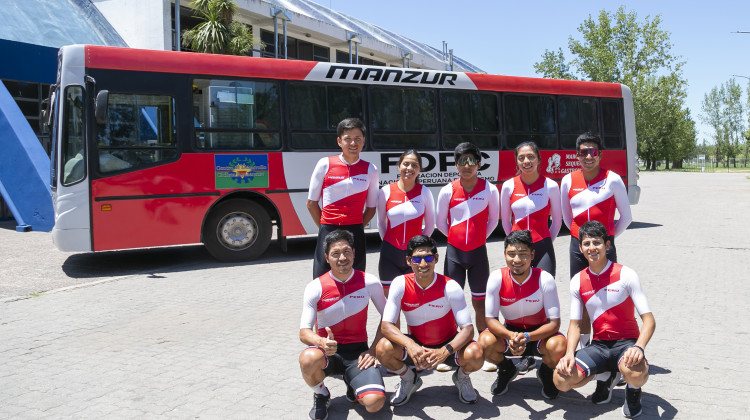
left=640, top=157, right=748, bottom=171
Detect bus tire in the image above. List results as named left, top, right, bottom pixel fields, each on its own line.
left=203, top=199, right=272, bottom=262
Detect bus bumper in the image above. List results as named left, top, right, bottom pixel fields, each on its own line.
left=628, top=186, right=641, bottom=205
left=51, top=227, right=92, bottom=252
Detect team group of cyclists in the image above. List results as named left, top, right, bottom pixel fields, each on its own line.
left=300, top=118, right=655, bottom=419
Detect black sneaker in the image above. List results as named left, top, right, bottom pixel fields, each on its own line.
left=622, top=386, right=643, bottom=418
left=536, top=364, right=559, bottom=399
left=309, top=392, right=330, bottom=420
left=591, top=371, right=622, bottom=404
left=516, top=356, right=535, bottom=375
left=490, top=358, right=518, bottom=395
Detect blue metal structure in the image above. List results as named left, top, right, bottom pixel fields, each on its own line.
left=0, top=81, right=54, bottom=231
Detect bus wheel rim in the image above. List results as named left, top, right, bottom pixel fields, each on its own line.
left=218, top=212, right=257, bottom=250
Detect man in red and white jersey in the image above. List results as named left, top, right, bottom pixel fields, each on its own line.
left=478, top=230, right=566, bottom=400
left=299, top=230, right=387, bottom=419
left=307, top=118, right=379, bottom=279
left=376, top=235, right=484, bottom=406
left=436, top=142, right=500, bottom=333
left=554, top=221, right=655, bottom=419
left=560, top=132, right=632, bottom=345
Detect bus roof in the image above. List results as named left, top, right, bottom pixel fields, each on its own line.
left=77, top=44, right=623, bottom=98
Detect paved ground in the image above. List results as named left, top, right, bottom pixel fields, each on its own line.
left=1, top=171, right=749, bottom=419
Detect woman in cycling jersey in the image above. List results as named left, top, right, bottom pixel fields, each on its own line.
left=376, top=149, right=435, bottom=295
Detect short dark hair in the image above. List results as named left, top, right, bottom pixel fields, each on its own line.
left=575, top=132, right=602, bottom=150
left=406, top=235, right=438, bottom=256
left=578, top=221, right=608, bottom=242
left=453, top=142, right=481, bottom=162
left=514, top=141, right=540, bottom=162
left=398, top=149, right=423, bottom=171
left=337, top=118, right=366, bottom=137
left=323, top=229, right=355, bottom=254
left=504, top=230, right=533, bottom=251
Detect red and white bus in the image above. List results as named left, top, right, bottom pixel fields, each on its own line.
left=47, top=45, right=639, bottom=261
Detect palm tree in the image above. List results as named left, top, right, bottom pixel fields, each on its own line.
left=182, top=0, right=258, bottom=55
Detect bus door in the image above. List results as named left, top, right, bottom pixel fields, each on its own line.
left=88, top=78, right=204, bottom=251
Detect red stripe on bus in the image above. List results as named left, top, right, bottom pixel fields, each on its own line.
left=85, top=45, right=317, bottom=80
left=467, top=74, right=623, bottom=98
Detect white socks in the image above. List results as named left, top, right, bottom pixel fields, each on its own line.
left=311, top=380, right=329, bottom=396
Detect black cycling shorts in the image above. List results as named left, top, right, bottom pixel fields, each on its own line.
left=398, top=333, right=464, bottom=369
left=574, top=338, right=646, bottom=378
left=318, top=342, right=385, bottom=400
left=444, top=244, right=489, bottom=300
left=531, top=237, right=557, bottom=277
left=378, top=240, right=410, bottom=289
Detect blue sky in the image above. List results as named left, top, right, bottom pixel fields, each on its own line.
left=330, top=0, right=750, bottom=144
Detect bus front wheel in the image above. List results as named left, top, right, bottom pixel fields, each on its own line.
left=203, top=199, right=272, bottom=262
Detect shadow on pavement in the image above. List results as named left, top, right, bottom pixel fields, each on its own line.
left=60, top=233, right=387, bottom=279
left=628, top=221, right=663, bottom=230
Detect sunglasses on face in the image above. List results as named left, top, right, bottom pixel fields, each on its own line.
left=410, top=255, right=435, bottom=264
left=457, top=156, right=478, bottom=167
left=577, top=148, right=600, bottom=158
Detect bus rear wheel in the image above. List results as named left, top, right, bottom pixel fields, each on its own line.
left=203, top=199, right=272, bottom=262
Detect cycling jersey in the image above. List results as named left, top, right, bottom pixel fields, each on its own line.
left=383, top=273, right=472, bottom=346
left=436, top=178, right=499, bottom=251
left=300, top=270, right=386, bottom=345
left=377, top=182, right=435, bottom=250
left=485, top=267, right=560, bottom=330
left=570, top=261, right=651, bottom=341
left=500, top=175, right=562, bottom=242
left=308, top=155, right=379, bottom=226
left=560, top=169, right=631, bottom=239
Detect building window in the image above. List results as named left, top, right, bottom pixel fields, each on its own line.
left=260, top=30, right=329, bottom=61
left=335, top=50, right=385, bottom=66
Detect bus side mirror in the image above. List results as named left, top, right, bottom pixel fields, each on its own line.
left=95, top=90, right=109, bottom=124
left=40, top=98, right=50, bottom=134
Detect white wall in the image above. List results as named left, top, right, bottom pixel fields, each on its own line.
left=92, top=0, right=171, bottom=50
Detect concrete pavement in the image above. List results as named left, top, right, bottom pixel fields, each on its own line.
left=1, top=171, right=749, bottom=419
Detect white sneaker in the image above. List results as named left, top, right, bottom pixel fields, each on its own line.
left=481, top=360, right=497, bottom=372
left=436, top=363, right=452, bottom=372
left=452, top=370, right=478, bottom=404
left=390, top=368, right=422, bottom=406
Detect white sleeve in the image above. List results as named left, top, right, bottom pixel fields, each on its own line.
left=486, top=182, right=500, bottom=238
left=621, top=266, right=651, bottom=315
left=307, top=158, right=329, bottom=201
left=539, top=270, right=561, bottom=319
left=445, top=280, right=473, bottom=328
left=421, top=186, right=436, bottom=237
left=611, top=173, right=632, bottom=237
left=484, top=270, right=502, bottom=318
left=435, top=185, right=452, bottom=236
left=559, top=174, right=573, bottom=230
left=364, top=273, right=387, bottom=315
left=382, top=275, right=405, bottom=324
left=365, top=163, right=379, bottom=208
left=547, top=179, right=562, bottom=242
left=569, top=274, right=583, bottom=321
left=499, top=180, right=514, bottom=236
left=300, top=281, right=322, bottom=330
left=377, top=186, right=389, bottom=239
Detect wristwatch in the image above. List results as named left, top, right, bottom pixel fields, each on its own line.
left=444, top=344, right=455, bottom=354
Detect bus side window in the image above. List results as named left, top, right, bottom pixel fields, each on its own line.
left=558, top=96, right=598, bottom=149
left=601, top=100, right=623, bottom=149
left=61, top=86, right=86, bottom=186
left=96, top=93, right=177, bottom=174
left=503, top=94, right=557, bottom=150
left=193, top=78, right=280, bottom=150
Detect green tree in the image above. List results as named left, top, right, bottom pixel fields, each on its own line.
left=182, top=0, right=257, bottom=56
left=533, top=6, right=695, bottom=169
left=701, top=79, right=748, bottom=167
